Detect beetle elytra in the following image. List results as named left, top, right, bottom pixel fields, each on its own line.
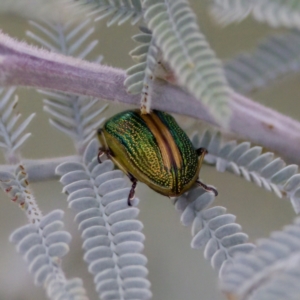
left=97, top=110, right=217, bottom=205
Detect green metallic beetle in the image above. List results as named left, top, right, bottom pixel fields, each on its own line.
left=97, top=110, right=217, bottom=205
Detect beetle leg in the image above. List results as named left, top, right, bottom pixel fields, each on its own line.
left=127, top=173, right=138, bottom=206
left=97, top=148, right=105, bottom=163
left=196, top=147, right=208, bottom=156
left=98, top=147, right=114, bottom=164
left=196, top=180, right=218, bottom=196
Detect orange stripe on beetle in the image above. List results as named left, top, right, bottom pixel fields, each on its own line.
left=141, top=113, right=182, bottom=170
left=140, top=114, right=171, bottom=170
left=149, top=113, right=182, bottom=169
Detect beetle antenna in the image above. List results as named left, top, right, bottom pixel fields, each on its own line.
left=196, top=180, right=218, bottom=196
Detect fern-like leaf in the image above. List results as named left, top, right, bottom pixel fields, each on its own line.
left=56, top=139, right=152, bottom=300
left=209, top=0, right=254, bottom=26
left=0, top=166, right=89, bottom=299
left=89, top=0, right=143, bottom=26
left=10, top=210, right=88, bottom=300
left=0, top=0, right=91, bottom=24
left=175, top=187, right=254, bottom=277
left=27, top=19, right=101, bottom=58
left=27, top=20, right=107, bottom=154
left=42, top=91, right=107, bottom=154
left=0, top=23, right=91, bottom=299
left=144, top=0, right=232, bottom=126
left=0, top=88, right=35, bottom=162
left=221, top=217, right=300, bottom=300
left=225, top=30, right=300, bottom=94
left=125, top=27, right=161, bottom=113
left=0, top=165, right=42, bottom=223
left=192, top=130, right=300, bottom=213
left=210, top=0, right=300, bottom=29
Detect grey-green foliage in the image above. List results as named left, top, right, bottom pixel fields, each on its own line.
left=175, top=187, right=254, bottom=277
left=1, top=168, right=79, bottom=300
left=56, top=139, right=152, bottom=300
left=0, top=165, right=42, bottom=221
left=42, top=89, right=107, bottom=155
left=27, top=20, right=107, bottom=155
left=125, top=27, right=159, bottom=112
left=225, top=30, right=300, bottom=94
left=143, top=0, right=232, bottom=126
left=10, top=210, right=88, bottom=300
left=0, top=88, right=35, bottom=162
left=0, top=88, right=89, bottom=300
left=0, top=0, right=88, bottom=23
left=88, top=0, right=142, bottom=26
left=90, top=0, right=233, bottom=125
left=27, top=19, right=102, bottom=59
left=192, top=130, right=300, bottom=213
left=210, top=0, right=300, bottom=29
left=221, top=217, right=300, bottom=300
left=3, top=1, right=300, bottom=299
left=26, top=16, right=152, bottom=300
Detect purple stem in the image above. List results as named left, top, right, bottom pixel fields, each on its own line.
left=1, top=31, right=300, bottom=163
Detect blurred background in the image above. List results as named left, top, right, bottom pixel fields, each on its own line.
left=0, top=1, right=297, bottom=299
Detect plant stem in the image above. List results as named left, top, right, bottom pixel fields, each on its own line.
left=1, top=31, right=300, bottom=163
left=0, top=156, right=81, bottom=181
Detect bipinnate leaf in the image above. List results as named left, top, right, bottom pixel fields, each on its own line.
left=175, top=187, right=254, bottom=276
left=27, top=20, right=107, bottom=155
left=192, top=130, right=300, bottom=213
left=56, top=139, right=152, bottom=300
left=221, top=217, right=300, bottom=300
left=225, top=30, right=300, bottom=94
left=125, top=27, right=162, bottom=113
left=89, top=0, right=143, bottom=26
left=0, top=88, right=35, bottom=160
left=210, top=0, right=300, bottom=32
left=10, top=210, right=88, bottom=299
left=144, top=0, right=232, bottom=126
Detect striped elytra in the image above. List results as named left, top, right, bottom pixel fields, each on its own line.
left=97, top=110, right=217, bottom=205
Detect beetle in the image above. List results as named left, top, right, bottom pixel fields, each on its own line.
left=97, top=109, right=217, bottom=205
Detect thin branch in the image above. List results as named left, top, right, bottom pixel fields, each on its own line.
left=1, top=32, right=300, bottom=164
left=0, top=156, right=81, bottom=181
